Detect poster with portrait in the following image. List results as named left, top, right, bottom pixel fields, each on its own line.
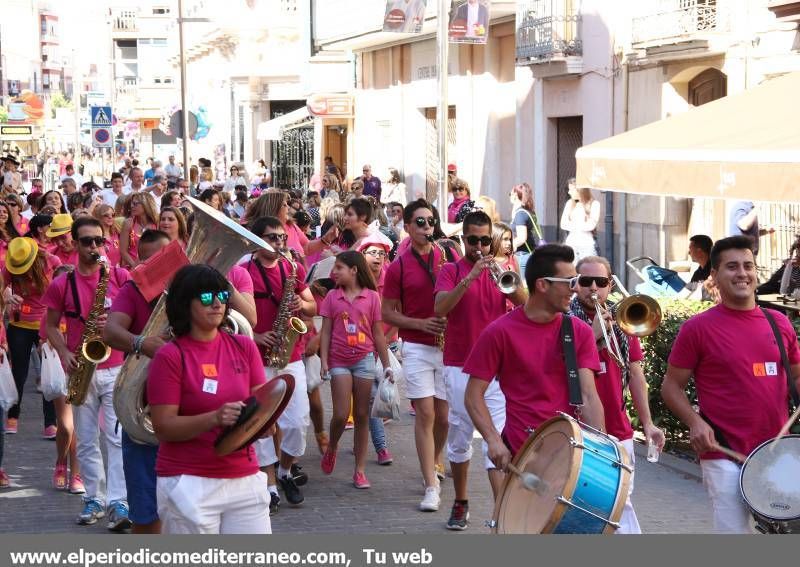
left=448, top=0, right=490, bottom=44
left=383, top=0, right=428, bottom=34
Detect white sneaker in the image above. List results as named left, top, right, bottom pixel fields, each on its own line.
left=419, top=486, right=440, bottom=512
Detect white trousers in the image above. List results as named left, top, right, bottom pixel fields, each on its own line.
left=701, top=459, right=754, bottom=534
left=255, top=360, right=309, bottom=466
left=73, top=365, right=126, bottom=506
left=616, top=438, right=641, bottom=534
left=157, top=472, right=270, bottom=534
left=443, top=366, right=505, bottom=470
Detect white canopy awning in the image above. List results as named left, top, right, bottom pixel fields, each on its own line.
left=256, top=107, right=312, bottom=141
left=575, top=72, right=800, bottom=203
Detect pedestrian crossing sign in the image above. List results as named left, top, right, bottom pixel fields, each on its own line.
left=91, top=106, right=112, bottom=127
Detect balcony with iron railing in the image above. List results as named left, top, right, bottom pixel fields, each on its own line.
left=112, top=9, right=138, bottom=33
left=516, top=0, right=582, bottom=65
left=115, top=76, right=138, bottom=98
left=632, top=0, right=729, bottom=47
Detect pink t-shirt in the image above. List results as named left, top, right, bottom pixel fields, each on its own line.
left=104, top=233, right=122, bottom=267
left=147, top=332, right=265, bottom=478
left=464, top=310, right=601, bottom=455
left=3, top=253, right=62, bottom=329
left=53, top=247, right=78, bottom=267
left=434, top=258, right=508, bottom=367
left=383, top=245, right=447, bottom=347
left=42, top=266, right=131, bottom=369
left=594, top=335, right=643, bottom=441
left=110, top=281, right=153, bottom=335
left=243, top=256, right=308, bottom=363
left=319, top=287, right=383, bottom=368
left=285, top=222, right=308, bottom=259
left=668, top=305, right=799, bottom=459
left=227, top=264, right=254, bottom=295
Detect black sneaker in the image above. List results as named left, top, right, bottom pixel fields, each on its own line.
left=269, top=492, right=280, bottom=516
left=446, top=501, right=469, bottom=531
left=290, top=463, right=308, bottom=486
left=279, top=475, right=304, bottom=506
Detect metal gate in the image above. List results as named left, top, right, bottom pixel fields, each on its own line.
left=556, top=116, right=583, bottom=240
left=271, top=126, right=314, bottom=192
left=756, top=203, right=800, bottom=281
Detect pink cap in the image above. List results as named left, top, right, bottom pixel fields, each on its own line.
left=356, top=231, right=393, bottom=253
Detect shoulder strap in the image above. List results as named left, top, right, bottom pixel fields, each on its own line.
left=760, top=308, right=800, bottom=407
left=398, top=254, right=405, bottom=306
left=560, top=314, right=583, bottom=407
left=65, top=271, right=84, bottom=323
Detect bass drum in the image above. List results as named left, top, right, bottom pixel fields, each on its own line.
left=491, top=413, right=631, bottom=534
left=740, top=435, right=800, bottom=534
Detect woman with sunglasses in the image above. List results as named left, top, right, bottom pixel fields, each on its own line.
left=447, top=179, right=474, bottom=224
left=147, top=264, right=271, bottom=534
left=119, top=193, right=158, bottom=268
left=92, top=204, right=121, bottom=267
left=5, top=194, right=29, bottom=236
left=158, top=207, right=189, bottom=249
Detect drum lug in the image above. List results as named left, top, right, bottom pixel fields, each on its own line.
left=485, top=520, right=497, bottom=528
left=556, top=496, right=621, bottom=530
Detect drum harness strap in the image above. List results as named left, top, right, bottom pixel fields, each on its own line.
left=560, top=314, right=583, bottom=416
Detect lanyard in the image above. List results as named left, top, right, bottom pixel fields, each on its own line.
left=252, top=257, right=286, bottom=307
left=410, top=247, right=436, bottom=287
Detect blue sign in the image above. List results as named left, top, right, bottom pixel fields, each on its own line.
left=91, top=106, right=112, bottom=127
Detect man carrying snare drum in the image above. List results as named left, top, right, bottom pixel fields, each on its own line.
left=662, top=236, right=800, bottom=534
left=464, top=244, right=605, bottom=472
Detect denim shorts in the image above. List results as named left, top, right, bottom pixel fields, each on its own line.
left=122, top=430, right=159, bottom=525
left=330, top=352, right=376, bottom=380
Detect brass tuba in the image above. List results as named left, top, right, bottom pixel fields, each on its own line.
left=112, top=198, right=272, bottom=445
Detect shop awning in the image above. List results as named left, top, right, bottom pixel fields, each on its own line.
left=575, top=71, right=800, bottom=203
left=256, top=107, right=312, bottom=141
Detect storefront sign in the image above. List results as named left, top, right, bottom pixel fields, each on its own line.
left=307, top=93, right=354, bottom=118
left=0, top=125, right=34, bottom=138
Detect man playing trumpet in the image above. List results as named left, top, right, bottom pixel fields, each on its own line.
left=433, top=211, right=526, bottom=530
left=569, top=256, right=664, bottom=534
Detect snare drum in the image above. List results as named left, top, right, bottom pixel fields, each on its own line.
left=740, top=435, right=800, bottom=534
left=490, top=413, right=632, bottom=534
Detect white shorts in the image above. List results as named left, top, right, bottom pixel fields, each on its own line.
left=444, top=366, right=505, bottom=469
left=255, top=359, right=309, bottom=464
left=156, top=472, right=270, bottom=534
left=701, top=458, right=754, bottom=534
left=402, top=342, right=445, bottom=400
left=616, top=438, right=641, bottom=534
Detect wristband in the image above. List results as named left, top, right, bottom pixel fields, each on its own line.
left=132, top=335, right=145, bottom=355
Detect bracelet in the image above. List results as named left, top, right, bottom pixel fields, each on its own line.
left=321, top=237, right=333, bottom=246
left=132, top=335, right=145, bottom=355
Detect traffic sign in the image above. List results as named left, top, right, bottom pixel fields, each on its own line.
left=91, top=106, right=112, bottom=127
left=92, top=126, right=112, bottom=148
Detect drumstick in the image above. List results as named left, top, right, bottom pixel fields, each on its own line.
left=507, top=463, right=545, bottom=492
left=774, top=404, right=800, bottom=443
left=711, top=444, right=747, bottom=464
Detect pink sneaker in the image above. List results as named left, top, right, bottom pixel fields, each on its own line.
left=53, top=464, right=68, bottom=490
left=0, top=469, right=9, bottom=488
left=69, top=474, right=86, bottom=495
left=5, top=418, right=18, bottom=434
left=377, top=448, right=394, bottom=466
left=353, top=471, right=371, bottom=489
left=321, top=449, right=337, bottom=475
left=42, top=425, right=57, bottom=440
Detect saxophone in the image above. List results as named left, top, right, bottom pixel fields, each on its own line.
left=67, top=254, right=112, bottom=405
left=264, top=252, right=308, bottom=368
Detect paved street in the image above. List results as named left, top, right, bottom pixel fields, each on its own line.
left=0, top=377, right=712, bottom=534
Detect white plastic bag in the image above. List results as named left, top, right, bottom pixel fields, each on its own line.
left=374, top=350, right=403, bottom=385
left=371, top=376, right=400, bottom=421
left=304, top=354, right=322, bottom=393
left=0, top=355, right=18, bottom=411
left=40, top=342, right=67, bottom=402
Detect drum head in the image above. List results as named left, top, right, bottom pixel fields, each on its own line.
left=492, top=416, right=582, bottom=533
left=214, top=374, right=295, bottom=456
left=740, top=435, right=800, bottom=521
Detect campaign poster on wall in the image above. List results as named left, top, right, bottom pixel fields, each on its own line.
left=383, top=0, right=428, bottom=34
left=448, top=0, right=490, bottom=44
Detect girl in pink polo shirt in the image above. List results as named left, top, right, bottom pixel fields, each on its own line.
left=319, top=251, right=392, bottom=489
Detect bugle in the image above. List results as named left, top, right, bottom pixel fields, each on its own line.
left=476, top=251, right=521, bottom=294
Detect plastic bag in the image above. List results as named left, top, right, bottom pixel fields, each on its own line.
left=304, top=354, right=322, bottom=393
left=0, top=355, right=18, bottom=411
left=371, top=376, right=400, bottom=421
left=40, top=342, right=67, bottom=402
left=374, top=350, right=403, bottom=385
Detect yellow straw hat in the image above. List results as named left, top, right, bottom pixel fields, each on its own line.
left=5, top=237, right=39, bottom=275
left=46, top=213, right=73, bottom=238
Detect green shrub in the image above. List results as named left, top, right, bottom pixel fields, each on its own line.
left=632, top=299, right=714, bottom=450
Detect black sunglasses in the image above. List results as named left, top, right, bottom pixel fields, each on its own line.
left=198, top=290, right=230, bottom=306
left=463, top=235, right=492, bottom=247
left=576, top=275, right=610, bottom=288
left=78, top=236, right=106, bottom=247
left=5, top=201, right=19, bottom=207
left=263, top=233, right=288, bottom=243
left=414, top=217, right=436, bottom=227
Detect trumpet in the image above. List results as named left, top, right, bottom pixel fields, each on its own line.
left=476, top=251, right=521, bottom=294
left=592, top=275, right=662, bottom=367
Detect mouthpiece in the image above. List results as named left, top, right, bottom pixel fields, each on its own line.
left=89, top=252, right=101, bottom=263
left=425, top=235, right=435, bottom=243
